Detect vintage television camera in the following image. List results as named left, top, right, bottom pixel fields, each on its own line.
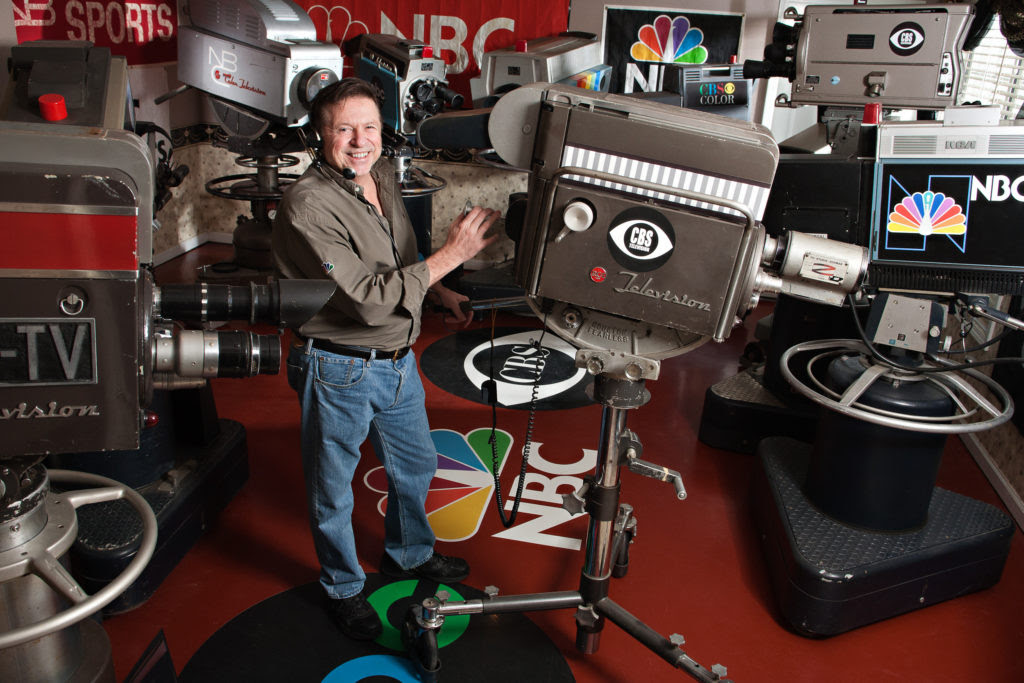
left=347, top=33, right=463, bottom=144
left=470, top=32, right=611, bottom=108
left=0, top=40, right=332, bottom=682
left=177, top=0, right=343, bottom=130
left=743, top=118, right=1024, bottom=637
left=744, top=2, right=974, bottom=111
left=481, top=83, right=866, bottom=377
left=406, top=84, right=867, bottom=681
left=175, top=0, right=343, bottom=274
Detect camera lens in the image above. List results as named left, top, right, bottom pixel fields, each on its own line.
left=405, top=104, right=430, bottom=123
left=154, top=330, right=281, bottom=378
left=412, top=81, right=434, bottom=103
left=156, top=281, right=336, bottom=327
left=436, top=85, right=463, bottom=108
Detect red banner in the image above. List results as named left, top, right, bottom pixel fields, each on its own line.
left=296, top=1, right=569, bottom=99
left=12, top=1, right=179, bottom=64
left=11, top=1, right=569, bottom=98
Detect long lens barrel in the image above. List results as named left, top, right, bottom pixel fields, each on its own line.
left=157, top=283, right=282, bottom=323
left=156, top=280, right=336, bottom=327
left=154, top=330, right=281, bottom=377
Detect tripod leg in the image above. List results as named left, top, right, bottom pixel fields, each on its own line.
left=594, top=598, right=731, bottom=683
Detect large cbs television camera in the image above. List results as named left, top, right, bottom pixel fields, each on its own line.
left=409, top=54, right=1024, bottom=672
left=0, top=40, right=332, bottom=682
left=467, top=83, right=867, bottom=377
left=409, top=83, right=867, bottom=682
left=744, top=2, right=975, bottom=111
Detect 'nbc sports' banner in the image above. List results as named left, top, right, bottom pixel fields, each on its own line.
left=602, top=8, right=743, bottom=95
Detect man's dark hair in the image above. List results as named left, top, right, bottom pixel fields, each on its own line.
left=309, top=78, right=382, bottom=136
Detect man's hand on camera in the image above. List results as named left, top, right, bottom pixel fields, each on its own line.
left=429, top=284, right=472, bottom=327
left=425, top=205, right=500, bottom=287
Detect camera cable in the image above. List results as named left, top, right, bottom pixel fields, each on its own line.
left=485, top=307, right=548, bottom=528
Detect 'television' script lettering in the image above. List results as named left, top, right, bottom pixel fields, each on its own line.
left=614, top=272, right=712, bottom=311
left=1, top=402, right=101, bottom=419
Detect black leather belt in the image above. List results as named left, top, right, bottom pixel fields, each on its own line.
left=298, top=336, right=410, bottom=361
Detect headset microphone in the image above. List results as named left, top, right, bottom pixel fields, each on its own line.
left=299, top=127, right=358, bottom=180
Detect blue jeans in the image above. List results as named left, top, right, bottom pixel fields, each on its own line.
left=286, top=344, right=437, bottom=599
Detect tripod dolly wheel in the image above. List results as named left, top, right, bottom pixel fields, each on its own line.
left=402, top=604, right=441, bottom=682
left=0, top=469, right=158, bottom=650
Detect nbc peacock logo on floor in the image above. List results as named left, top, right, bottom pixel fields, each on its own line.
left=363, top=427, right=513, bottom=541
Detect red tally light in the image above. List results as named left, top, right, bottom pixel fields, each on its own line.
left=143, top=411, right=160, bottom=429
left=422, top=45, right=434, bottom=59
left=863, top=102, right=882, bottom=125
left=39, top=93, right=67, bottom=121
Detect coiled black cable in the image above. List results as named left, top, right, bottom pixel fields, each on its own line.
left=487, top=307, right=548, bottom=528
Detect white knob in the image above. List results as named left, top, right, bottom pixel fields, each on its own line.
left=562, top=201, right=594, bottom=233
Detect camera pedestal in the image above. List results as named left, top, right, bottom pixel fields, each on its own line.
left=752, top=338, right=1017, bottom=636
left=403, top=374, right=730, bottom=682
left=752, top=437, right=1013, bottom=636
left=47, top=387, right=249, bottom=613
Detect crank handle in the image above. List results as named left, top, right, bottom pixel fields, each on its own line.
left=626, top=456, right=687, bottom=500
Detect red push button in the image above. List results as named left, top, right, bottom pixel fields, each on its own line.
left=39, top=93, right=68, bottom=121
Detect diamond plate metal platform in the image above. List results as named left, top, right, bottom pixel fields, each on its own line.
left=698, top=365, right=818, bottom=454
left=752, top=436, right=1014, bottom=636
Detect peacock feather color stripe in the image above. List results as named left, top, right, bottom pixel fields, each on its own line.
left=630, top=15, right=708, bottom=64
left=887, top=191, right=966, bottom=236
left=364, top=428, right=513, bottom=542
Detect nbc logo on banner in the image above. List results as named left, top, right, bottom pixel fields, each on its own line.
left=363, top=428, right=513, bottom=541
left=630, top=15, right=708, bottom=64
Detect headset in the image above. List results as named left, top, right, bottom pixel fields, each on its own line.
left=298, top=126, right=356, bottom=180
left=297, top=123, right=405, bottom=270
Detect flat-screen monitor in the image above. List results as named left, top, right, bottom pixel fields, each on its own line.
left=869, top=122, right=1024, bottom=294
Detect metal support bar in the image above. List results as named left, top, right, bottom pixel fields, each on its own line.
left=435, top=591, right=584, bottom=617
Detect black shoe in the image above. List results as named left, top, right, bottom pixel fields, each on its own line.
left=324, top=590, right=383, bottom=641
left=380, top=552, right=470, bottom=583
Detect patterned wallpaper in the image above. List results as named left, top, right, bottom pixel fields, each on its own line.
left=152, top=142, right=524, bottom=266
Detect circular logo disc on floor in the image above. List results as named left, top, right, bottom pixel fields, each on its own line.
left=420, top=327, right=593, bottom=410
left=180, top=574, right=575, bottom=682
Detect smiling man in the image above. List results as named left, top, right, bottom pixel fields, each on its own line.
left=272, top=78, right=499, bottom=641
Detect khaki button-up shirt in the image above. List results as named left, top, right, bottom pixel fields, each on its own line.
left=272, top=158, right=432, bottom=350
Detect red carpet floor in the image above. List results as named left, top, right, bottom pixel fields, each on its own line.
left=100, top=246, right=1024, bottom=682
